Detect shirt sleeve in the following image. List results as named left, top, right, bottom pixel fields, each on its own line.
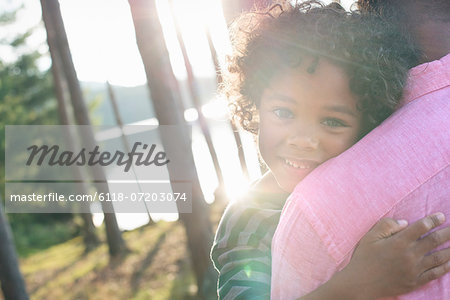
left=211, top=201, right=281, bottom=300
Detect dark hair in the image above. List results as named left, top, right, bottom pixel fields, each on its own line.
left=222, top=1, right=420, bottom=135
left=357, top=0, right=450, bottom=22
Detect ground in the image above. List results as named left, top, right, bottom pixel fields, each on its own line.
left=8, top=201, right=226, bottom=300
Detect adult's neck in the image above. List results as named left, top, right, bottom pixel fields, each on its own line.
left=413, top=21, right=450, bottom=65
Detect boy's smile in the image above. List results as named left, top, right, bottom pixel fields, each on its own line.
left=258, top=58, right=363, bottom=193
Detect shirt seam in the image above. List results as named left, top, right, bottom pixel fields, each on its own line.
left=403, top=83, right=450, bottom=107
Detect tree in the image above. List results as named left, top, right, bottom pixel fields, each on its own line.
left=0, top=202, right=29, bottom=300
left=40, top=0, right=127, bottom=257
left=168, top=0, right=225, bottom=189
left=0, top=31, right=58, bottom=200
left=41, top=2, right=100, bottom=251
left=128, top=0, right=217, bottom=298
left=0, top=7, right=65, bottom=252
left=0, top=9, right=56, bottom=300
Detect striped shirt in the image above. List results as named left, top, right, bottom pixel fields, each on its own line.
left=211, top=191, right=287, bottom=300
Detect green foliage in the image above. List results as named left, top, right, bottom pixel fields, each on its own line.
left=0, top=9, right=19, bottom=24
left=0, top=12, right=58, bottom=198
left=0, top=9, right=72, bottom=254
left=12, top=216, right=78, bottom=257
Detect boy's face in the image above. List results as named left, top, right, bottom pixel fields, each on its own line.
left=258, top=59, right=363, bottom=193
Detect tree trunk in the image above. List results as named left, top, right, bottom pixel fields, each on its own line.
left=205, top=28, right=250, bottom=181
left=40, top=0, right=127, bottom=257
left=168, top=0, right=225, bottom=188
left=128, top=0, right=217, bottom=298
left=42, top=3, right=100, bottom=252
left=0, top=203, right=29, bottom=300
left=106, top=81, right=155, bottom=226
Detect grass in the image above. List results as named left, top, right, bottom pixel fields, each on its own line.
left=12, top=219, right=79, bottom=257
left=13, top=201, right=227, bottom=300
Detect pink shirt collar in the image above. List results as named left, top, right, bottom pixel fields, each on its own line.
left=399, top=53, right=450, bottom=107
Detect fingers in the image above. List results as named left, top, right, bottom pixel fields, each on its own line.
left=421, top=247, right=450, bottom=271
left=398, top=213, right=446, bottom=242
left=416, top=225, right=450, bottom=255
left=368, top=217, right=409, bottom=240
left=417, top=260, right=450, bottom=286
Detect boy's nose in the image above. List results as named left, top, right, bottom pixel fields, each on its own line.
left=287, top=129, right=319, bottom=150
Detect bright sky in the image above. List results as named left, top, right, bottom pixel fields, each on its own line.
left=1, top=0, right=356, bottom=87
left=0, top=0, right=232, bottom=86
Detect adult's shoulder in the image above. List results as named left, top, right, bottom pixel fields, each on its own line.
left=278, top=86, right=450, bottom=262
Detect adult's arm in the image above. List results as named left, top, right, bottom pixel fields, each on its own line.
left=212, top=206, right=450, bottom=300
left=298, top=215, right=450, bottom=300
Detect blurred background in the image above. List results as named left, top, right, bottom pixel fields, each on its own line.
left=0, top=0, right=354, bottom=299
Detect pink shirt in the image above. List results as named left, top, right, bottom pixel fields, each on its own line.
left=271, top=53, right=450, bottom=299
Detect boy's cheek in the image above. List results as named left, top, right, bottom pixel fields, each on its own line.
left=258, top=127, right=278, bottom=153
left=257, top=137, right=270, bottom=163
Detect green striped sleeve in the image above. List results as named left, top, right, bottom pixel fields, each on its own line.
left=211, top=197, right=282, bottom=300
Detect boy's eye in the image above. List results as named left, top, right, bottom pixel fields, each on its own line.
left=322, top=118, right=348, bottom=128
left=273, top=108, right=294, bottom=119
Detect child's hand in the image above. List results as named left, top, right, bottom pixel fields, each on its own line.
left=342, top=213, right=450, bottom=299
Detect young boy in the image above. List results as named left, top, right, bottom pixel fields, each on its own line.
left=211, top=2, right=450, bottom=299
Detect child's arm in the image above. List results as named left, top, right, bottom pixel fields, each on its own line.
left=298, top=214, right=450, bottom=300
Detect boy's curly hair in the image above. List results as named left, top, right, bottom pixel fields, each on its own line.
left=221, top=1, right=420, bottom=135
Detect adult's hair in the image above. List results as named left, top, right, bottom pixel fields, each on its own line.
left=357, top=0, right=450, bottom=64
left=222, top=1, right=420, bottom=135
left=357, top=0, right=450, bottom=22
